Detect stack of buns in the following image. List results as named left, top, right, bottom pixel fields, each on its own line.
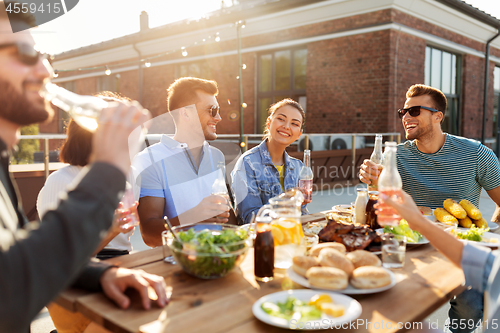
left=292, top=242, right=392, bottom=290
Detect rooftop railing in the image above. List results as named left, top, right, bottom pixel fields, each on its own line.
left=19, top=132, right=401, bottom=180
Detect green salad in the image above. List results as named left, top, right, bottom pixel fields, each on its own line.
left=454, top=225, right=489, bottom=242
left=383, top=220, right=423, bottom=243
left=261, top=297, right=322, bottom=322
left=171, top=227, right=248, bottom=279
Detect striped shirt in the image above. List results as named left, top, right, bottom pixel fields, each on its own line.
left=396, top=133, right=500, bottom=209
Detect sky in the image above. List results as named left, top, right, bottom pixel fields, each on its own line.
left=30, top=0, right=500, bottom=55
left=32, top=0, right=229, bottom=54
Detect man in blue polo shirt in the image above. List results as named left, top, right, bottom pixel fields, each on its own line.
left=134, top=77, right=230, bottom=247
left=360, top=84, right=500, bottom=333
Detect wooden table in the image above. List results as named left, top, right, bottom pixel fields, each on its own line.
left=55, top=240, right=465, bottom=333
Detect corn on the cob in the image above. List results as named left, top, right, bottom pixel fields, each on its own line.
left=434, top=208, right=458, bottom=225
left=472, top=218, right=488, bottom=229
left=459, top=199, right=482, bottom=220
left=443, top=199, right=467, bottom=219
left=458, top=216, right=472, bottom=228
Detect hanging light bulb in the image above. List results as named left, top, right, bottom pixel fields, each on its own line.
left=236, top=76, right=240, bottom=80
left=145, top=61, right=151, bottom=67
left=215, top=32, right=220, bottom=42
left=52, top=70, right=59, bottom=78
left=181, top=47, right=188, bottom=57
left=242, top=103, right=248, bottom=108
left=105, top=66, right=111, bottom=75
left=242, top=64, right=247, bottom=69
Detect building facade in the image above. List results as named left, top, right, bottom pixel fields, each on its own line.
left=47, top=0, right=500, bottom=151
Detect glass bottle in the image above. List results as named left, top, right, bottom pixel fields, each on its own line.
left=368, top=134, right=384, bottom=191
left=354, top=188, right=369, bottom=225
left=211, top=161, right=229, bottom=202
left=377, top=142, right=403, bottom=227
left=254, top=216, right=274, bottom=282
left=40, top=83, right=108, bottom=133
left=365, top=191, right=381, bottom=229
left=298, top=150, right=313, bottom=204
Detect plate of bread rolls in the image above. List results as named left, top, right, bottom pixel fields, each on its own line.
left=288, top=242, right=396, bottom=295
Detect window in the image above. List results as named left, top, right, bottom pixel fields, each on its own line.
left=256, top=48, right=307, bottom=133
left=176, top=61, right=211, bottom=79
left=425, top=46, right=461, bottom=135
left=493, top=66, right=500, bottom=139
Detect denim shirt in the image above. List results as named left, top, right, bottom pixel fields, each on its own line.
left=231, top=140, right=308, bottom=225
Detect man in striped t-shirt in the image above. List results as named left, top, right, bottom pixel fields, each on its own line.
left=360, top=84, right=500, bottom=333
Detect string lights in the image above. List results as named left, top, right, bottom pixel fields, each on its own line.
left=53, top=31, right=224, bottom=75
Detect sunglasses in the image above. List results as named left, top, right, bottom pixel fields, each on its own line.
left=0, top=42, right=48, bottom=66
left=208, top=105, right=220, bottom=118
left=397, top=105, right=440, bottom=119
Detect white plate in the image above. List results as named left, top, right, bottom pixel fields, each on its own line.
left=458, top=231, right=500, bottom=247
left=430, top=208, right=498, bottom=230
left=376, top=229, right=430, bottom=245
left=287, top=267, right=396, bottom=295
left=252, top=289, right=362, bottom=330
left=436, top=221, right=498, bottom=231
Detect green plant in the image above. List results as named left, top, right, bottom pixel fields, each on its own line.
left=11, top=124, right=39, bottom=164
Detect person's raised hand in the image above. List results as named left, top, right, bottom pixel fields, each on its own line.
left=178, top=194, right=230, bottom=224
left=359, top=159, right=383, bottom=185
left=90, top=101, right=151, bottom=176
left=99, top=267, right=168, bottom=310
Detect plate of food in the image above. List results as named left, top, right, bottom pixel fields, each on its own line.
left=303, top=221, right=327, bottom=236
left=287, top=267, right=396, bottom=295
left=288, top=245, right=396, bottom=295
left=375, top=220, right=429, bottom=245
left=432, top=199, right=498, bottom=230
left=451, top=228, right=500, bottom=247
left=252, top=289, right=362, bottom=330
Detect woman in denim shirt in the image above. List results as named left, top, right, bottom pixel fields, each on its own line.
left=231, top=98, right=307, bottom=225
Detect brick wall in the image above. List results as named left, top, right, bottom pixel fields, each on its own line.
left=52, top=8, right=500, bottom=140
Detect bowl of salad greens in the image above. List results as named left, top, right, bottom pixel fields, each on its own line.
left=165, top=223, right=250, bottom=279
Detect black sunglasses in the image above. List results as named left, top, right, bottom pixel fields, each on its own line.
left=0, top=42, right=48, bottom=66
left=208, top=105, right=220, bottom=118
left=398, top=105, right=440, bottom=119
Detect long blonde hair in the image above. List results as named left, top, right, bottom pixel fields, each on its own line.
left=263, top=98, right=305, bottom=141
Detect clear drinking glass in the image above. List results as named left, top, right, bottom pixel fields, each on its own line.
left=119, top=185, right=140, bottom=231
left=382, top=234, right=406, bottom=268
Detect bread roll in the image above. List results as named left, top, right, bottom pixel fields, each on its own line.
left=292, top=255, right=319, bottom=277
left=318, top=248, right=354, bottom=275
left=350, top=266, right=391, bottom=289
left=306, top=267, right=348, bottom=290
left=417, top=206, right=432, bottom=216
left=309, top=242, right=346, bottom=256
left=346, top=250, right=381, bottom=268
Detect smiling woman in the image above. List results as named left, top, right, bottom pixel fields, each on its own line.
left=231, top=98, right=308, bottom=225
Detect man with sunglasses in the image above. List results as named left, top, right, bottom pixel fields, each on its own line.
left=0, top=7, right=170, bottom=332
left=133, top=77, right=230, bottom=247
left=360, top=84, right=500, bottom=333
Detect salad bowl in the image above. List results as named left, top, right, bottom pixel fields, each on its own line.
left=164, top=223, right=250, bottom=279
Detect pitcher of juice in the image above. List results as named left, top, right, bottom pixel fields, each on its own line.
left=256, top=189, right=306, bottom=269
